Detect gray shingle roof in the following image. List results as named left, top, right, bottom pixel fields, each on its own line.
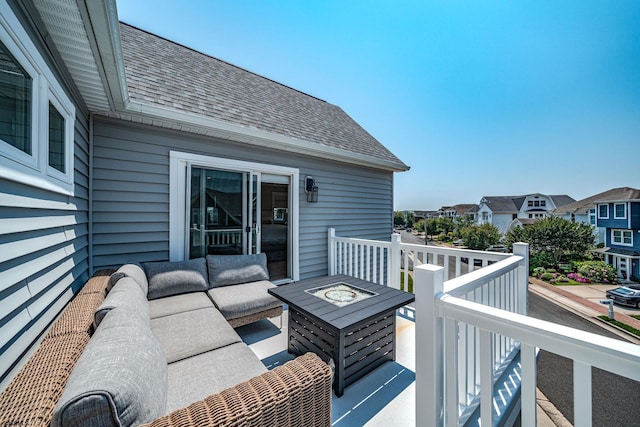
left=553, top=187, right=640, bottom=215
left=481, top=197, right=519, bottom=213
left=118, top=23, right=407, bottom=170
left=549, top=195, right=576, bottom=209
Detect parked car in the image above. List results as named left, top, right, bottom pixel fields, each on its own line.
left=606, top=286, right=640, bottom=308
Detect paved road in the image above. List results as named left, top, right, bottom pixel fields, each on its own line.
left=529, top=292, right=640, bottom=427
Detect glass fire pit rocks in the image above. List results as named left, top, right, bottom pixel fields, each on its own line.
left=305, top=282, right=378, bottom=307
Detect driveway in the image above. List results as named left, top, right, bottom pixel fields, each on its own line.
left=555, top=283, right=640, bottom=317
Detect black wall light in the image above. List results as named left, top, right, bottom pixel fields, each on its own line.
left=305, top=176, right=318, bottom=203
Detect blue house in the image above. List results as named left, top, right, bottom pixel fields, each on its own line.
left=594, top=187, right=640, bottom=281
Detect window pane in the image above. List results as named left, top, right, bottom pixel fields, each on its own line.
left=0, top=40, right=31, bottom=154
left=48, top=102, right=65, bottom=172
left=615, top=204, right=625, bottom=218
left=599, top=205, right=608, bottom=217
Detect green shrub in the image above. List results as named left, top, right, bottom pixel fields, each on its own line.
left=532, top=267, right=546, bottom=277
left=546, top=268, right=557, bottom=273
left=577, top=261, right=616, bottom=283
left=530, top=251, right=555, bottom=271
left=540, top=272, right=555, bottom=281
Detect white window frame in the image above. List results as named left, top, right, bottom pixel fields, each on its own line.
left=614, top=203, right=626, bottom=219
left=0, top=2, right=75, bottom=195
left=611, top=229, right=633, bottom=247
left=597, top=204, right=609, bottom=219
left=169, top=151, right=300, bottom=281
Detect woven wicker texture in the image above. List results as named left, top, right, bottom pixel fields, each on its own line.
left=227, top=306, right=283, bottom=328
left=76, top=269, right=113, bottom=296
left=141, top=352, right=332, bottom=427
left=44, top=291, right=104, bottom=339
left=0, top=332, right=90, bottom=427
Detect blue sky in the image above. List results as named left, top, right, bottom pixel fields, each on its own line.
left=116, top=0, right=640, bottom=210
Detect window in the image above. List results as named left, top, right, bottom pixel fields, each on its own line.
left=0, top=4, right=75, bottom=195
left=534, top=200, right=540, bottom=207
left=612, top=229, right=632, bottom=246
left=540, top=200, right=546, bottom=207
left=589, top=209, right=596, bottom=225
left=0, top=40, right=31, bottom=154
left=614, top=203, right=626, bottom=219
left=598, top=204, right=609, bottom=219
left=528, top=201, right=533, bottom=207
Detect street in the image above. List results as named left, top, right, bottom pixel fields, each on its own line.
left=529, top=292, right=640, bottom=427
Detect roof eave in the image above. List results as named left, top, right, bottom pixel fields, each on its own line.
left=114, top=101, right=410, bottom=172
left=80, top=0, right=129, bottom=110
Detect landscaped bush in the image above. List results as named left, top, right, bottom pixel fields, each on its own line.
left=567, top=272, right=591, bottom=283
left=533, top=267, right=546, bottom=277
left=576, top=261, right=616, bottom=283
left=529, top=251, right=556, bottom=271
left=540, top=272, right=555, bottom=282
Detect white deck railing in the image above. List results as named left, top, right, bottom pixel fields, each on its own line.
left=327, top=229, right=640, bottom=426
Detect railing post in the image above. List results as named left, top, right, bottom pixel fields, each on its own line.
left=415, top=263, right=445, bottom=427
left=328, top=228, right=336, bottom=276
left=389, top=232, right=401, bottom=288
left=513, top=242, right=529, bottom=315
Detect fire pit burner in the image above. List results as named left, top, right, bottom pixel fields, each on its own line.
left=305, top=282, right=377, bottom=307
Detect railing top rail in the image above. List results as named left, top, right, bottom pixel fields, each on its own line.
left=443, top=255, right=523, bottom=296
left=437, top=294, right=640, bottom=382
left=399, top=241, right=511, bottom=260
left=332, top=235, right=392, bottom=248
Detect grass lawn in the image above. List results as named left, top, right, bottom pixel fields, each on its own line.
left=598, top=315, right=640, bottom=338
left=400, top=271, right=413, bottom=293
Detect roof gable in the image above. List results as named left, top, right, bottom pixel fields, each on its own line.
left=552, top=187, right=640, bottom=215
left=118, top=23, right=407, bottom=170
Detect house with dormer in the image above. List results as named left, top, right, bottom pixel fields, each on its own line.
left=477, top=193, right=575, bottom=234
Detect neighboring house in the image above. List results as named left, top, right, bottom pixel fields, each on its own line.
left=0, top=0, right=408, bottom=386
left=593, top=188, right=640, bottom=281
left=477, top=193, right=576, bottom=234
left=551, top=187, right=639, bottom=244
left=439, top=203, right=478, bottom=219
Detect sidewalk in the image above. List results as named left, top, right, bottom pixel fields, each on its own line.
left=530, top=278, right=640, bottom=342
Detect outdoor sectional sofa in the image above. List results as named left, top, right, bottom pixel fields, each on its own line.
left=0, top=254, right=332, bottom=427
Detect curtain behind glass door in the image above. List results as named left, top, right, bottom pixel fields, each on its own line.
left=189, top=167, right=245, bottom=258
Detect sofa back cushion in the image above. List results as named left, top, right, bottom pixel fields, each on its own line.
left=94, top=276, right=150, bottom=328
left=107, top=263, right=149, bottom=295
left=143, top=258, right=208, bottom=300
left=52, top=308, right=167, bottom=427
left=206, top=253, right=270, bottom=288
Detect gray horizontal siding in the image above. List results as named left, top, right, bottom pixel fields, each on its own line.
left=0, top=5, right=91, bottom=386
left=0, top=114, right=90, bottom=386
left=92, top=117, right=394, bottom=278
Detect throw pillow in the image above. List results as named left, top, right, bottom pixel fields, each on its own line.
left=143, top=258, right=208, bottom=300
left=207, top=253, right=270, bottom=288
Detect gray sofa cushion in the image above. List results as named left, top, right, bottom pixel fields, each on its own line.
left=165, top=342, right=268, bottom=414
left=108, top=263, right=149, bottom=295
left=207, top=253, right=269, bottom=288
left=207, top=280, right=282, bottom=320
left=52, top=308, right=167, bottom=427
left=143, top=258, right=208, bottom=300
left=94, top=276, right=149, bottom=328
left=150, top=307, right=241, bottom=363
left=149, top=292, right=214, bottom=319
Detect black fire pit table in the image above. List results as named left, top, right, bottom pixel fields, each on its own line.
left=268, top=274, right=415, bottom=396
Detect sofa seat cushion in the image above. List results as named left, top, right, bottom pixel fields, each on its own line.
left=165, top=342, right=268, bottom=414
left=143, top=258, right=208, bottom=300
left=208, top=280, right=282, bottom=321
left=150, top=307, right=241, bottom=363
left=94, top=276, right=149, bottom=328
left=52, top=308, right=167, bottom=427
left=149, top=291, right=214, bottom=319
left=207, top=253, right=269, bottom=287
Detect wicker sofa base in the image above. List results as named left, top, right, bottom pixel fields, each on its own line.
left=0, top=271, right=331, bottom=427
left=227, top=306, right=283, bottom=328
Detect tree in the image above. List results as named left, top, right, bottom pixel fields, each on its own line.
left=394, top=211, right=406, bottom=227
left=413, top=219, right=425, bottom=232
left=454, top=215, right=475, bottom=238
left=425, top=218, right=438, bottom=240
left=504, top=217, right=595, bottom=266
left=460, top=223, right=501, bottom=250
left=436, top=217, right=455, bottom=234
left=406, top=211, right=415, bottom=229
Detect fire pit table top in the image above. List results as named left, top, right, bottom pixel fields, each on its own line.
left=269, top=274, right=414, bottom=330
